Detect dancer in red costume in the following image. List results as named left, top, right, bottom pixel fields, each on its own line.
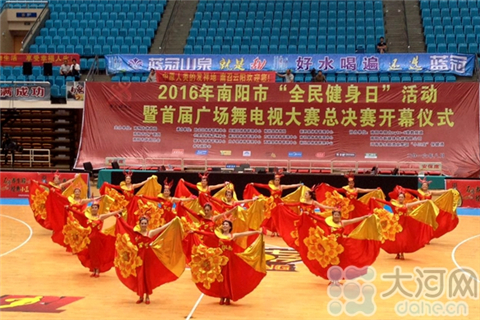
left=64, top=199, right=122, bottom=277
left=185, top=220, right=265, bottom=305
left=296, top=207, right=382, bottom=284
left=134, top=178, right=195, bottom=226
left=336, top=173, right=379, bottom=201
left=49, top=183, right=99, bottom=250
left=405, top=178, right=448, bottom=200
left=372, top=193, right=435, bottom=260
left=28, top=171, right=81, bottom=230
left=210, top=188, right=259, bottom=211
left=49, top=171, right=79, bottom=192
left=243, top=173, right=302, bottom=236
left=120, top=171, right=151, bottom=199
left=156, top=178, right=195, bottom=222
left=114, top=216, right=185, bottom=305
left=272, top=189, right=335, bottom=250
left=99, top=171, right=157, bottom=211
left=389, top=180, right=460, bottom=240
left=178, top=202, right=238, bottom=235
left=176, top=172, right=229, bottom=199
left=68, top=184, right=97, bottom=207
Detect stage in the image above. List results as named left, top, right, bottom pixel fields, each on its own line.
left=96, top=169, right=450, bottom=199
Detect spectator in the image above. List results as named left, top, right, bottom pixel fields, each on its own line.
left=70, top=59, right=81, bottom=80
left=277, top=69, right=294, bottom=83
left=377, top=37, right=387, bottom=53
left=146, top=69, right=156, bottom=82
left=313, top=70, right=326, bottom=82
left=60, top=59, right=71, bottom=76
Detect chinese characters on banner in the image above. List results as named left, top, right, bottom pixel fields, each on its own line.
left=445, top=180, right=480, bottom=208
left=0, top=53, right=80, bottom=67
left=0, top=83, right=50, bottom=101
left=75, top=82, right=480, bottom=178
left=155, top=70, right=276, bottom=83
left=105, top=53, right=475, bottom=76
left=0, top=172, right=89, bottom=198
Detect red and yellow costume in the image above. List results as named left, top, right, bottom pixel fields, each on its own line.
left=100, top=172, right=161, bottom=209
left=63, top=197, right=117, bottom=274
left=296, top=213, right=382, bottom=280
left=183, top=228, right=266, bottom=301
left=174, top=173, right=216, bottom=207
left=314, top=183, right=379, bottom=234
left=29, top=180, right=53, bottom=230
left=29, top=174, right=87, bottom=230
left=40, top=179, right=89, bottom=249
left=371, top=198, right=438, bottom=254
left=388, top=183, right=460, bottom=240
left=243, top=175, right=302, bottom=233
left=113, top=217, right=185, bottom=299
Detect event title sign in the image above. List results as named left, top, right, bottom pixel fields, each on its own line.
left=75, top=82, right=480, bottom=177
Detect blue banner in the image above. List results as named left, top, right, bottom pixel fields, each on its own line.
left=105, top=53, right=475, bottom=76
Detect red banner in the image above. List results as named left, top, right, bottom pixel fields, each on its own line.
left=445, top=179, right=480, bottom=208
left=76, top=82, right=480, bottom=177
left=0, top=53, right=80, bottom=67
left=0, top=172, right=89, bottom=198
left=156, top=70, right=276, bottom=83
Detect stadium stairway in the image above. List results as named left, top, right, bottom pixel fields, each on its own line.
left=153, top=0, right=199, bottom=54
left=384, top=0, right=409, bottom=52
left=405, top=0, right=427, bottom=52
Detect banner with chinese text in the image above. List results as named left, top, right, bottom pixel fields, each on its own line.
left=156, top=70, right=276, bottom=83
left=0, top=53, right=81, bottom=67
left=445, top=179, right=480, bottom=208
left=105, top=53, right=475, bottom=76
left=0, top=82, right=50, bottom=100
left=0, top=172, right=89, bottom=198
left=75, top=82, right=480, bottom=177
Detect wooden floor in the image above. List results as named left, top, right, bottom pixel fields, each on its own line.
left=1, top=204, right=479, bottom=320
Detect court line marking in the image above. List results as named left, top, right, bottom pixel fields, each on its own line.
left=451, top=233, right=480, bottom=283
left=186, top=293, right=204, bottom=320
left=0, top=214, right=33, bottom=258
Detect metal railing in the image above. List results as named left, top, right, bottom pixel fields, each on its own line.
left=0, top=148, right=50, bottom=167
left=19, top=1, right=50, bottom=53
left=85, top=56, right=100, bottom=82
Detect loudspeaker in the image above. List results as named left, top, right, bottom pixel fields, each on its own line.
left=111, top=161, right=120, bottom=169
left=83, top=162, right=93, bottom=172
left=22, top=62, right=32, bottom=75
left=43, top=63, right=53, bottom=76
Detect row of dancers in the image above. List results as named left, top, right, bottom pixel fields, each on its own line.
left=29, top=171, right=460, bottom=305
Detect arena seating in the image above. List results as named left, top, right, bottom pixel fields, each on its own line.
left=421, top=0, right=480, bottom=54
left=185, top=0, right=385, bottom=55
left=0, top=0, right=45, bottom=9
left=2, top=0, right=165, bottom=96
left=29, top=0, right=166, bottom=69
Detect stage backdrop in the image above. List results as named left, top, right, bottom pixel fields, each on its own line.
left=75, top=82, right=480, bottom=177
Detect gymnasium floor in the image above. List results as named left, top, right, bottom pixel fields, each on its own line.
left=1, top=199, right=479, bottom=320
